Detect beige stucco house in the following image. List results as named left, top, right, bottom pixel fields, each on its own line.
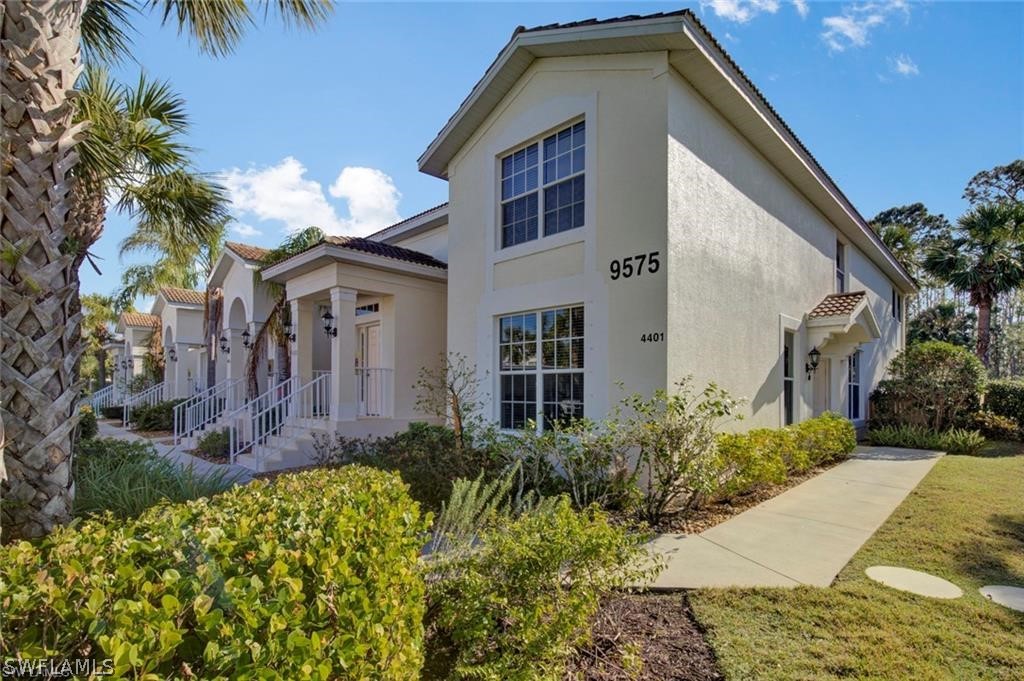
left=166, top=10, right=914, bottom=470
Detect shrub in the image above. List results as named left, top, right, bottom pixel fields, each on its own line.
left=73, top=438, right=240, bottom=519
left=971, top=410, right=1020, bottom=441
left=131, top=399, right=185, bottom=431
left=76, top=405, right=98, bottom=441
left=984, top=380, right=1024, bottom=424
left=867, top=425, right=986, bottom=455
left=3, top=467, right=428, bottom=678
left=99, top=405, right=124, bottom=420
left=793, top=411, right=858, bottom=468
left=869, top=341, right=985, bottom=431
left=195, top=428, right=232, bottom=460
left=427, top=496, right=656, bottom=680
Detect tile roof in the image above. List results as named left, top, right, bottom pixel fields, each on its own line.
left=159, top=286, right=205, bottom=306
left=323, top=236, right=448, bottom=269
left=809, top=291, right=867, bottom=318
left=121, top=312, right=161, bottom=328
left=225, top=241, right=271, bottom=262
left=365, top=202, right=449, bottom=241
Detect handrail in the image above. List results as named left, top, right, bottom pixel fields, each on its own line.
left=173, top=377, right=244, bottom=445
left=226, top=374, right=331, bottom=468
left=123, top=381, right=165, bottom=425
left=89, top=384, right=116, bottom=411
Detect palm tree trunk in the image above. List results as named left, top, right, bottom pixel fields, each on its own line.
left=97, top=347, right=108, bottom=387
left=204, top=288, right=223, bottom=389
left=1, top=0, right=87, bottom=540
left=275, top=341, right=290, bottom=385
left=977, top=294, right=993, bottom=369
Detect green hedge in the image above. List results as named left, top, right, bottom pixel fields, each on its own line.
left=3, top=467, right=429, bottom=679
left=715, top=412, right=856, bottom=499
left=76, top=405, right=98, bottom=441
left=985, top=380, right=1024, bottom=425
left=131, top=399, right=185, bottom=431
left=867, top=425, right=986, bottom=455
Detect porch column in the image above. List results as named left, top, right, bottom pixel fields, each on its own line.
left=226, top=327, right=245, bottom=382
left=173, top=342, right=189, bottom=397
left=330, top=287, right=357, bottom=422
left=291, top=298, right=314, bottom=384
left=251, top=321, right=269, bottom=392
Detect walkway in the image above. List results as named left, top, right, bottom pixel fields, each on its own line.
left=649, top=446, right=942, bottom=589
left=96, top=420, right=254, bottom=484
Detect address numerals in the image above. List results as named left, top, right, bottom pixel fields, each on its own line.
left=640, top=332, right=665, bottom=343
left=610, top=251, right=660, bottom=280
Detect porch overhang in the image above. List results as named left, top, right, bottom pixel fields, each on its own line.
left=806, top=291, right=880, bottom=357
left=261, top=242, right=448, bottom=284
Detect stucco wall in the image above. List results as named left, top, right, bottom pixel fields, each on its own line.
left=665, top=69, right=903, bottom=427
left=445, top=52, right=671, bottom=425
left=391, top=224, right=449, bottom=263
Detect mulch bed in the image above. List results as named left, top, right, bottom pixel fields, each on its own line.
left=651, top=458, right=846, bottom=535
left=188, top=449, right=231, bottom=465
left=133, top=429, right=174, bottom=441
left=569, top=593, right=723, bottom=680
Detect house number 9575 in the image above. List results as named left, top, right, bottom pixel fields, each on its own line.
left=609, top=251, right=660, bottom=280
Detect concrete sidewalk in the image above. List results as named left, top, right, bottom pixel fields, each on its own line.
left=649, top=446, right=942, bottom=589
left=96, top=420, right=253, bottom=484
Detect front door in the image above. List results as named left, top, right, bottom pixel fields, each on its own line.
left=812, top=357, right=831, bottom=416
left=357, top=324, right=382, bottom=415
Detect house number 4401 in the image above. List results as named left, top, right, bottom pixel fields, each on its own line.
left=609, top=251, right=660, bottom=280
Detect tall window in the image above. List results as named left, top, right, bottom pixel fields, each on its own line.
left=500, top=121, right=585, bottom=248
left=835, top=240, right=846, bottom=293
left=783, top=331, right=795, bottom=425
left=891, top=287, right=902, bottom=322
left=847, top=351, right=861, bottom=420
left=499, top=305, right=584, bottom=430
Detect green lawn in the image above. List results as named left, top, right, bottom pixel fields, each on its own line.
left=689, top=445, right=1024, bottom=681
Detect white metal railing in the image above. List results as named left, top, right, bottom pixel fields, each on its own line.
left=90, top=384, right=116, bottom=412
left=356, top=367, right=393, bottom=418
left=313, top=370, right=331, bottom=380
left=295, top=373, right=331, bottom=421
left=226, top=376, right=297, bottom=465
left=173, top=377, right=244, bottom=445
left=123, top=381, right=165, bottom=425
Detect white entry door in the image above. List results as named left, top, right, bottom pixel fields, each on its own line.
left=358, top=324, right=382, bottom=416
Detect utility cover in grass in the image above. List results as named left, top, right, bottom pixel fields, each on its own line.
left=865, top=566, right=963, bottom=599
left=980, top=585, right=1024, bottom=612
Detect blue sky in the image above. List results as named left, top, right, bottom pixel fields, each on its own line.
left=84, top=1, right=1024, bottom=300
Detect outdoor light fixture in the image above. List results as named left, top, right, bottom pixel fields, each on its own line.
left=242, top=328, right=252, bottom=350
left=321, top=311, right=337, bottom=337
left=219, top=335, right=230, bottom=354
left=167, top=346, right=177, bottom=363
left=806, top=346, right=821, bottom=380
left=283, top=321, right=296, bottom=342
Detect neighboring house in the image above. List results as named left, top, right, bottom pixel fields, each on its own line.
left=152, top=286, right=207, bottom=398
left=175, top=10, right=914, bottom=470
left=112, top=312, right=160, bottom=390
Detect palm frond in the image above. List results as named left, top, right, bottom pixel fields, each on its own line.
left=125, top=72, right=189, bottom=131
left=149, top=0, right=255, bottom=57
left=82, top=0, right=140, bottom=65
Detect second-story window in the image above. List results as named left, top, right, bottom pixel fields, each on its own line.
left=835, top=240, right=846, bottom=293
left=500, top=120, right=585, bottom=249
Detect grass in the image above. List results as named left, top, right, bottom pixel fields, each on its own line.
left=74, top=437, right=242, bottom=519
left=689, top=442, right=1024, bottom=681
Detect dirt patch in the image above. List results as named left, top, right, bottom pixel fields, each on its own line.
left=651, top=459, right=845, bottom=535
left=569, top=593, right=723, bottom=680
left=133, top=429, right=173, bottom=440
left=189, top=449, right=231, bottom=465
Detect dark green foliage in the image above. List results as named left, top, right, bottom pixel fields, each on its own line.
left=100, top=405, right=124, bottom=420
left=73, top=438, right=239, bottom=519
left=131, top=398, right=185, bottom=431
left=971, top=410, right=1020, bottom=441
left=867, top=425, right=987, bottom=455
left=195, top=428, right=231, bottom=460
left=908, top=302, right=976, bottom=349
left=76, top=405, right=98, bottom=441
left=984, top=379, right=1024, bottom=424
left=869, top=341, right=985, bottom=431
left=3, top=467, right=428, bottom=678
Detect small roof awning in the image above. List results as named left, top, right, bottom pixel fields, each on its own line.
left=806, top=291, right=880, bottom=356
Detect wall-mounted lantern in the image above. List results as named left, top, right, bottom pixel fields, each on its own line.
left=283, top=321, right=296, bottom=342
left=166, top=346, right=177, bottom=363
left=321, top=311, right=337, bottom=338
left=805, top=346, right=821, bottom=380
left=219, top=335, right=230, bottom=354
left=242, top=328, right=252, bottom=350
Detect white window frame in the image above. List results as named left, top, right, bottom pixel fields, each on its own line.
left=497, top=118, right=585, bottom=250
left=497, top=304, right=585, bottom=433
left=783, top=330, right=796, bottom=426
left=891, top=287, right=902, bottom=322
left=847, top=350, right=862, bottom=420
left=836, top=240, right=846, bottom=293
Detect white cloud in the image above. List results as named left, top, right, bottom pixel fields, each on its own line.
left=221, top=157, right=402, bottom=237
left=891, top=53, right=919, bottom=76
left=328, top=167, right=402, bottom=235
left=821, top=1, right=912, bottom=51
left=793, top=0, right=810, bottom=19
left=701, top=0, right=780, bottom=24
left=231, top=222, right=262, bottom=238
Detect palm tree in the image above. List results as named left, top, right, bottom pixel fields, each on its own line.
left=1, top=0, right=331, bottom=540
left=246, top=228, right=326, bottom=397
left=924, top=203, right=1024, bottom=368
left=81, top=294, right=125, bottom=390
